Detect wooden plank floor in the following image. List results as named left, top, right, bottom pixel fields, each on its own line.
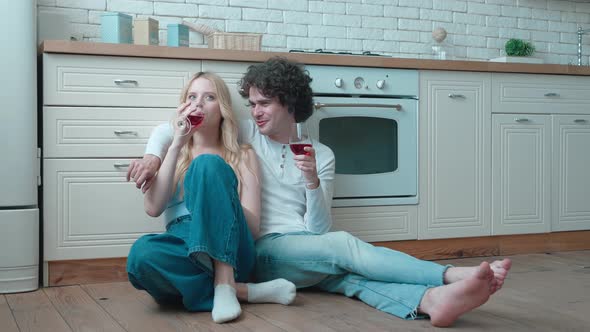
left=2, top=250, right=589, bottom=331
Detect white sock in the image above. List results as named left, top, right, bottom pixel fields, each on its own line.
left=247, top=278, right=296, bottom=305
left=212, top=284, right=241, bottom=323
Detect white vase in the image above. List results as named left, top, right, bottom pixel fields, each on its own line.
left=430, top=41, right=452, bottom=60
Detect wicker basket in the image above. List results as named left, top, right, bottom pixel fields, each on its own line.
left=206, top=32, right=262, bottom=51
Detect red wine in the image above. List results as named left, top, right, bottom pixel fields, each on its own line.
left=188, top=113, right=204, bottom=128
left=290, top=143, right=312, bottom=155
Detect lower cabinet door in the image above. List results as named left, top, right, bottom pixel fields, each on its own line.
left=419, top=71, right=491, bottom=239
left=43, top=159, right=165, bottom=260
left=492, top=114, right=551, bottom=235
left=552, top=115, right=590, bottom=231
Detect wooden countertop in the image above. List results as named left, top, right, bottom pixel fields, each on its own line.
left=41, top=40, right=590, bottom=76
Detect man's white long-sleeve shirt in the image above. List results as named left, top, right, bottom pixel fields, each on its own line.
left=145, top=120, right=335, bottom=236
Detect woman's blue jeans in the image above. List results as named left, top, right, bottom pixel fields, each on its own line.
left=255, top=231, right=450, bottom=319
left=126, top=154, right=255, bottom=311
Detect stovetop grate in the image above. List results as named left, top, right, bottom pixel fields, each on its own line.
left=289, top=49, right=387, bottom=57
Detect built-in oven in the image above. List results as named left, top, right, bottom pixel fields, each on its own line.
left=305, top=65, right=419, bottom=207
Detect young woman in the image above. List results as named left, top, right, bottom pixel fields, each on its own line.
left=126, top=72, right=296, bottom=324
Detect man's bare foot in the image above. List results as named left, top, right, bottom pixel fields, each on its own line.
left=489, top=259, right=511, bottom=293
left=419, top=261, right=494, bottom=327
left=444, top=258, right=512, bottom=294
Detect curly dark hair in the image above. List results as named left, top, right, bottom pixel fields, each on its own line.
left=239, top=57, right=314, bottom=123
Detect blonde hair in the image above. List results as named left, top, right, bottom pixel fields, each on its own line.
left=174, top=72, right=252, bottom=196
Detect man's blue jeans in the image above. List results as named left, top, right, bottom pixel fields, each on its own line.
left=126, top=154, right=255, bottom=311
left=255, top=231, right=450, bottom=319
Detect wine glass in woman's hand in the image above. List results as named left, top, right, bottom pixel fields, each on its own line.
left=172, top=102, right=205, bottom=136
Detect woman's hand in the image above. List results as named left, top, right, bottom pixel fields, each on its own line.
left=294, top=146, right=320, bottom=189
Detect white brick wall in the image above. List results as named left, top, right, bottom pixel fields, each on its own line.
left=39, top=0, right=590, bottom=65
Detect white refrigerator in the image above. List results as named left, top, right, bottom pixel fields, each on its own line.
left=0, top=1, right=40, bottom=293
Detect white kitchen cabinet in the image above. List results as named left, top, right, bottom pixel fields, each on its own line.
left=43, top=107, right=173, bottom=158
left=491, top=72, right=590, bottom=234
left=42, top=54, right=201, bottom=262
left=42, top=106, right=171, bottom=258
left=492, top=73, right=590, bottom=115
left=552, top=115, right=590, bottom=231
left=44, top=54, right=197, bottom=107
left=331, top=205, right=417, bottom=242
left=43, top=159, right=165, bottom=260
left=491, top=114, right=552, bottom=235
left=418, top=71, right=491, bottom=239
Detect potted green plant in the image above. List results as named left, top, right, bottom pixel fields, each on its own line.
left=490, top=38, right=543, bottom=64
left=505, top=38, right=535, bottom=56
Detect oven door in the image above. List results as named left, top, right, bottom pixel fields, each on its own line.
left=309, top=96, right=417, bottom=206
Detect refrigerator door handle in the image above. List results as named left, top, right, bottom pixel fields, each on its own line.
left=37, top=147, right=41, bottom=186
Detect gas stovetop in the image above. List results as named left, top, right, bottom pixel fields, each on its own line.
left=289, top=49, right=388, bottom=57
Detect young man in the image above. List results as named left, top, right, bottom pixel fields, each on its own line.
left=127, top=57, right=512, bottom=327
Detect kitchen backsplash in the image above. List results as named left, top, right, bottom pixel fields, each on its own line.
left=38, top=0, right=590, bottom=65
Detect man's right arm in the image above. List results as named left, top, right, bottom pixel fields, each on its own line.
left=126, top=123, right=173, bottom=192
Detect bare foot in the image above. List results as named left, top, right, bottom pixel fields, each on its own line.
left=489, top=259, right=511, bottom=294
left=420, top=261, right=493, bottom=327
left=444, top=258, right=512, bottom=294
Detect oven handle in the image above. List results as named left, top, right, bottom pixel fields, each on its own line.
left=314, top=102, right=402, bottom=111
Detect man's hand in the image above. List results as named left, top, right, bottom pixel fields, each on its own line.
left=126, top=154, right=162, bottom=193
left=294, top=146, right=320, bottom=189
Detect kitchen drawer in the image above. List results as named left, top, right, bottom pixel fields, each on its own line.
left=43, top=107, right=171, bottom=158
left=43, top=159, right=165, bottom=260
left=43, top=53, right=199, bottom=107
left=330, top=205, right=417, bottom=242
left=492, top=73, right=590, bottom=114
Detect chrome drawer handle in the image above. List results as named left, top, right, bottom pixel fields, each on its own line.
left=114, top=130, right=138, bottom=136
left=113, top=163, right=130, bottom=168
left=574, top=119, right=587, bottom=123
left=448, top=94, right=466, bottom=99
left=114, top=79, right=138, bottom=85
left=515, top=118, right=529, bottom=123
left=544, top=92, right=560, bottom=97
left=314, top=102, right=402, bottom=111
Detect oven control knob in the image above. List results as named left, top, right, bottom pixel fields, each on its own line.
left=376, top=80, right=386, bottom=89
left=334, top=78, right=343, bottom=88
left=354, top=77, right=365, bottom=89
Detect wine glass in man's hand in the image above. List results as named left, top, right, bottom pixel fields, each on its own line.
left=289, top=122, right=312, bottom=155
